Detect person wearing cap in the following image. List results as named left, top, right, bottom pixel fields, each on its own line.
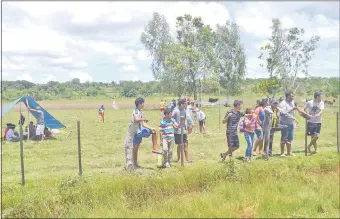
left=220, top=100, right=245, bottom=159
left=278, top=92, right=299, bottom=157
left=98, top=105, right=105, bottom=123
left=304, top=91, right=325, bottom=154
left=172, top=98, right=192, bottom=163
left=27, top=105, right=45, bottom=141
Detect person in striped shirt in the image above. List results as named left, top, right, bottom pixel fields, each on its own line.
left=159, top=108, right=179, bottom=168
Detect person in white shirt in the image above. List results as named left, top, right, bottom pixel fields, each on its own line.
left=6, top=124, right=20, bottom=142
left=197, top=109, right=206, bottom=133
left=304, top=91, right=325, bottom=154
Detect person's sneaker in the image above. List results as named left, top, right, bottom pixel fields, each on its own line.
left=165, top=162, right=171, bottom=168
left=286, top=153, right=295, bottom=157
left=253, top=152, right=257, bottom=156
left=126, top=163, right=134, bottom=172
left=280, top=153, right=286, bottom=157
left=220, top=153, right=225, bottom=159
left=311, top=151, right=317, bottom=155
left=152, top=149, right=163, bottom=155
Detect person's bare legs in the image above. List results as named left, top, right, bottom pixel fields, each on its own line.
left=253, top=139, right=261, bottom=155
left=308, top=135, right=319, bottom=153
left=188, top=126, right=193, bottom=135
left=151, top=132, right=159, bottom=151
left=280, top=142, right=286, bottom=155
left=286, top=142, right=292, bottom=155
left=199, top=125, right=203, bottom=133
left=133, top=144, right=140, bottom=167
left=177, top=145, right=181, bottom=162
left=184, top=142, right=190, bottom=161
left=258, top=139, right=264, bottom=155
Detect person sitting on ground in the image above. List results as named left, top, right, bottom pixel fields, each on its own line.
left=28, top=121, right=37, bottom=140
left=159, top=108, right=179, bottom=168
left=99, top=105, right=105, bottom=122
left=27, top=105, right=45, bottom=141
left=4, top=123, right=10, bottom=141
left=220, top=100, right=246, bottom=160
left=304, top=91, right=324, bottom=154
left=196, top=109, right=206, bottom=133
left=6, top=124, right=20, bottom=142
left=44, top=126, right=54, bottom=140
left=131, top=97, right=162, bottom=169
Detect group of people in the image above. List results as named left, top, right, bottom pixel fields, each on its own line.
left=221, top=91, right=324, bottom=162
left=125, top=91, right=324, bottom=171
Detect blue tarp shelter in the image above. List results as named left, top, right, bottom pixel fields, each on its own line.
left=2, top=95, right=66, bottom=129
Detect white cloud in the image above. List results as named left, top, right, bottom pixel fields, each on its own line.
left=121, top=65, right=137, bottom=72
left=69, top=71, right=93, bottom=83
left=132, top=76, right=139, bottom=81
left=2, top=1, right=339, bottom=82
left=3, top=72, right=9, bottom=77
left=41, top=74, right=57, bottom=83
left=116, top=56, right=133, bottom=65
left=17, top=73, right=33, bottom=82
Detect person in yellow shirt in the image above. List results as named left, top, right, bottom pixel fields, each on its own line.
left=160, top=100, right=165, bottom=112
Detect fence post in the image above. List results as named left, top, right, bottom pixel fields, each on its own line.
left=180, top=116, right=185, bottom=167
left=305, top=119, right=308, bottom=156
left=77, top=121, right=83, bottom=176
left=337, top=112, right=339, bottom=154
left=19, top=103, right=25, bottom=186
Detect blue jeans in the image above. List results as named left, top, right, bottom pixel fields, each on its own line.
left=244, top=132, right=255, bottom=157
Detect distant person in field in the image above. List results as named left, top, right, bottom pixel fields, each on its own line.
left=304, top=91, right=324, bottom=154
left=27, top=105, right=45, bottom=141
left=279, top=92, right=298, bottom=157
left=240, top=108, right=257, bottom=162
left=125, top=97, right=162, bottom=171
left=28, top=121, right=37, bottom=140
left=99, top=105, right=105, bottom=122
left=160, top=100, right=165, bottom=113
left=172, top=98, right=192, bottom=163
left=196, top=109, right=206, bottom=133
left=159, top=108, right=179, bottom=168
left=252, top=99, right=268, bottom=156
left=220, top=100, right=245, bottom=160
left=171, top=99, right=176, bottom=112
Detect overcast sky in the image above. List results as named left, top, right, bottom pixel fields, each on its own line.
left=2, top=1, right=339, bottom=83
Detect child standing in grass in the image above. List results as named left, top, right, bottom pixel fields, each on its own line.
left=159, top=108, right=179, bottom=168
left=241, top=108, right=257, bottom=162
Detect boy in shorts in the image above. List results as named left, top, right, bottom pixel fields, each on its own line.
left=159, top=108, right=179, bottom=168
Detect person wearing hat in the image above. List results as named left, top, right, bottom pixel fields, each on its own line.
left=304, top=91, right=325, bottom=154
left=172, top=98, right=192, bottom=163
left=27, top=105, right=45, bottom=141
left=98, top=105, right=105, bottom=123
left=6, top=123, right=20, bottom=142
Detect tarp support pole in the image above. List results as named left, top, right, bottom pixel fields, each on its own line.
left=19, top=103, right=25, bottom=186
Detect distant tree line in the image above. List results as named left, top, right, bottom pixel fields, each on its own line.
left=2, top=77, right=338, bottom=101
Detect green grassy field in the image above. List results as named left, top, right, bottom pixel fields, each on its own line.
left=1, top=97, right=339, bottom=218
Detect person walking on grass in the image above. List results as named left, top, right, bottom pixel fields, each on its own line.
left=220, top=100, right=245, bottom=160
left=304, top=91, right=324, bottom=154
left=279, top=92, right=298, bottom=157
left=172, top=98, right=192, bottom=163
left=241, top=108, right=257, bottom=162
left=99, top=105, right=105, bottom=122
left=253, top=99, right=268, bottom=156
left=27, top=105, right=45, bottom=141
left=124, top=97, right=162, bottom=171
left=197, top=109, right=206, bottom=133
left=159, top=108, right=179, bottom=168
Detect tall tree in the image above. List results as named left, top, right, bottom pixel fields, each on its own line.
left=214, top=21, right=246, bottom=97
left=258, top=18, right=320, bottom=91
left=141, top=12, right=173, bottom=80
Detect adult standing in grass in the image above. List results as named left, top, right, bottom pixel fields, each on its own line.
left=125, top=97, right=162, bottom=171
left=279, top=92, right=298, bottom=157
left=304, top=91, right=325, bottom=154
left=253, top=99, right=268, bottom=156
left=172, top=98, right=192, bottom=163
left=27, top=105, right=45, bottom=141
left=197, top=109, right=206, bottom=133
left=186, top=98, right=194, bottom=135
left=220, top=100, right=245, bottom=160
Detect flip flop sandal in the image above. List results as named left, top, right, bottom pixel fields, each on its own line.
left=185, top=160, right=193, bottom=163
left=152, top=149, right=163, bottom=155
